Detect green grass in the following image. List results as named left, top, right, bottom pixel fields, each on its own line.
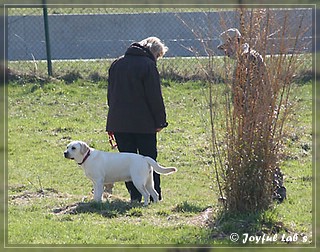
left=6, top=78, right=313, bottom=246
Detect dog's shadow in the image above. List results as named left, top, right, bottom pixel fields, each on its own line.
left=53, top=199, right=140, bottom=218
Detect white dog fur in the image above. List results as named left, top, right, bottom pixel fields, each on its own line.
left=64, top=140, right=177, bottom=206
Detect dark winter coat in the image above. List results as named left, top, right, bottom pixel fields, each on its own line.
left=106, top=43, right=168, bottom=134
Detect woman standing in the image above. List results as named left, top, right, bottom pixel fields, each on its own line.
left=106, top=37, right=169, bottom=203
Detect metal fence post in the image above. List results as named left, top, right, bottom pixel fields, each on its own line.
left=42, top=0, right=52, bottom=76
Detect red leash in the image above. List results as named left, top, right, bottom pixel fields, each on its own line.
left=107, top=132, right=118, bottom=149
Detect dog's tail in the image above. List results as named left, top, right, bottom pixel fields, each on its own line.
left=144, top=156, right=177, bottom=175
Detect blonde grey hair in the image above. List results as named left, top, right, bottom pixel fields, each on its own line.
left=139, top=37, right=168, bottom=59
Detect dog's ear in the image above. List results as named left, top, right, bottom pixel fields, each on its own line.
left=79, top=142, right=89, bottom=155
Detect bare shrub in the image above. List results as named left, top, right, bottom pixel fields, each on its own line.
left=221, top=9, right=311, bottom=213
left=179, top=8, right=312, bottom=213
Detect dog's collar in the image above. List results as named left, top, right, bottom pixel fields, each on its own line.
left=78, top=149, right=91, bottom=165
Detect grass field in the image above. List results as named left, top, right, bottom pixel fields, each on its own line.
left=5, top=71, right=313, bottom=247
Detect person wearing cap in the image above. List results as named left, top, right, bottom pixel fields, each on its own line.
left=106, top=37, right=169, bottom=203
left=217, top=28, right=286, bottom=203
left=217, top=28, right=243, bottom=59
left=217, top=28, right=269, bottom=95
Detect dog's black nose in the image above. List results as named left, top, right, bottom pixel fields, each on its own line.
left=64, top=151, right=68, bottom=158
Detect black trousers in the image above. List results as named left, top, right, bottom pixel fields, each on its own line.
left=114, top=132, right=161, bottom=201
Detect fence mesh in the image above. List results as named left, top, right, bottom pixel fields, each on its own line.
left=7, top=7, right=313, bottom=83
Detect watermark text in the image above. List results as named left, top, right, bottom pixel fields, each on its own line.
left=229, top=232, right=308, bottom=244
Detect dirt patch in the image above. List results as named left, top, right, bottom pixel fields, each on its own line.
left=9, top=187, right=71, bottom=205
left=52, top=202, right=84, bottom=215
left=188, top=207, right=216, bottom=227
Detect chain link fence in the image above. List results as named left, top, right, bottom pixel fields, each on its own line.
left=7, top=7, right=313, bottom=83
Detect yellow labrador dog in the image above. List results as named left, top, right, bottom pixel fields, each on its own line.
left=64, top=140, right=177, bottom=206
